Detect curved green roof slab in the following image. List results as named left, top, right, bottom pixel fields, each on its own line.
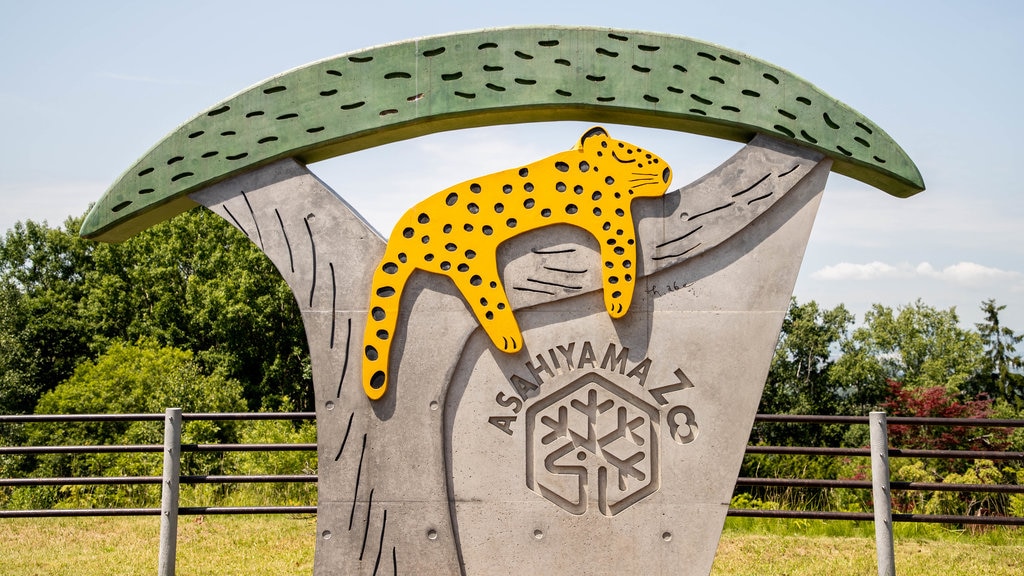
left=82, top=26, right=924, bottom=242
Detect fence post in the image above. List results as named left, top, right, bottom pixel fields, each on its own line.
left=870, top=411, right=896, bottom=576
left=158, top=408, right=182, bottom=576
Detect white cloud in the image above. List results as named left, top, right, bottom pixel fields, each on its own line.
left=917, top=261, right=1023, bottom=287
left=812, top=260, right=1023, bottom=287
left=812, top=261, right=902, bottom=281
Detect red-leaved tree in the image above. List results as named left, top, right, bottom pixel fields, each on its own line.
left=883, top=380, right=1010, bottom=455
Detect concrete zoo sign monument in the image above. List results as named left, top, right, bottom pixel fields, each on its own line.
left=83, top=27, right=922, bottom=575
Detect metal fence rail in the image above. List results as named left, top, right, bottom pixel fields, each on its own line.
left=736, top=477, right=1024, bottom=494
left=4, top=410, right=1020, bottom=576
left=0, top=474, right=318, bottom=486
left=2, top=506, right=319, bottom=518
left=728, top=509, right=1024, bottom=526
left=752, top=414, right=1024, bottom=426
left=744, top=445, right=1024, bottom=460
left=0, top=412, right=316, bottom=422
left=1, top=411, right=1022, bottom=525
left=0, top=411, right=318, bottom=520
left=729, top=412, right=1024, bottom=529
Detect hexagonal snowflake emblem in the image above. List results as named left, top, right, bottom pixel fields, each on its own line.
left=525, top=372, right=659, bottom=516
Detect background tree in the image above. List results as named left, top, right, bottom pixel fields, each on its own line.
left=755, top=298, right=855, bottom=446
left=81, top=208, right=311, bottom=410
left=0, top=209, right=311, bottom=414
left=0, top=283, right=30, bottom=413
left=831, top=300, right=984, bottom=394
left=0, top=218, right=95, bottom=413
left=971, top=298, right=1024, bottom=406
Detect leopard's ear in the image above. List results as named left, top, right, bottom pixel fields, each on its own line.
left=578, top=126, right=608, bottom=150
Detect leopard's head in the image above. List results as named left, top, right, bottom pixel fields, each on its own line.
left=577, top=126, right=672, bottom=199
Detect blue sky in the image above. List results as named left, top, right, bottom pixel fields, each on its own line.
left=2, top=0, right=1023, bottom=330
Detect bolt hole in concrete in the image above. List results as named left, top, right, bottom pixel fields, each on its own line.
left=662, top=532, right=672, bottom=542
left=322, top=530, right=332, bottom=540
left=430, top=401, right=439, bottom=411
left=427, top=529, right=438, bottom=540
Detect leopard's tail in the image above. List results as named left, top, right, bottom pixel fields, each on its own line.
left=362, top=251, right=414, bottom=400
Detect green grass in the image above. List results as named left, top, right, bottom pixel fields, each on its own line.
left=712, top=518, right=1024, bottom=575
left=0, top=515, right=1020, bottom=575
left=0, top=515, right=315, bottom=575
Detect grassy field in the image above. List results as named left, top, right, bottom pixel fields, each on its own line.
left=0, top=515, right=315, bottom=575
left=713, top=518, right=1024, bottom=576
left=0, top=515, right=1020, bottom=575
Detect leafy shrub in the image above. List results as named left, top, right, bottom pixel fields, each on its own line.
left=20, top=340, right=246, bottom=508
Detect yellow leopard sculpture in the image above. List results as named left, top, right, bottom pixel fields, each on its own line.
left=362, top=127, right=672, bottom=399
